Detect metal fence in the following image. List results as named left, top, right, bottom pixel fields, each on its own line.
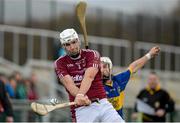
left=134, top=42, right=180, bottom=72
left=0, top=0, right=180, bottom=47
left=0, top=24, right=180, bottom=73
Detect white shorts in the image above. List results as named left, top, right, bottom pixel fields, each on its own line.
left=75, top=98, right=125, bottom=122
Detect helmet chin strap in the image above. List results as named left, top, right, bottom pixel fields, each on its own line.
left=109, top=70, right=112, bottom=80
left=103, top=75, right=110, bottom=79
left=103, top=67, right=112, bottom=80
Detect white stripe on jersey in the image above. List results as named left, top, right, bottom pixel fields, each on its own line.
left=93, top=64, right=98, bottom=68
left=59, top=74, right=64, bottom=78
left=82, top=49, right=99, bottom=58
left=92, top=50, right=98, bottom=58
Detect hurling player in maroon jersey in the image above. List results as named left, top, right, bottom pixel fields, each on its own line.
left=54, top=28, right=124, bottom=122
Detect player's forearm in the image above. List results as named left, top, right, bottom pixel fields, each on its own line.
left=78, top=77, right=93, bottom=95
left=129, top=46, right=160, bottom=73
left=65, top=86, right=79, bottom=97
left=128, top=55, right=149, bottom=73
left=60, top=76, right=79, bottom=96
left=78, top=67, right=98, bottom=95
left=66, top=84, right=79, bottom=97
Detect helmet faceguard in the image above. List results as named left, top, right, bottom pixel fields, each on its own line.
left=100, top=57, right=113, bottom=80
left=100, top=57, right=113, bottom=69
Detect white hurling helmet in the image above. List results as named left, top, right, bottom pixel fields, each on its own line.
left=100, top=57, right=113, bottom=69
left=59, top=28, right=79, bottom=44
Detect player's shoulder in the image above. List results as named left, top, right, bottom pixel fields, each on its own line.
left=55, top=55, right=67, bottom=62
left=82, top=49, right=100, bottom=57
left=82, top=49, right=99, bottom=53
left=114, top=69, right=130, bottom=76
left=54, top=55, right=67, bottom=66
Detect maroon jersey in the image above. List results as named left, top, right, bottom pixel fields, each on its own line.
left=54, top=49, right=106, bottom=101
left=54, top=49, right=106, bottom=120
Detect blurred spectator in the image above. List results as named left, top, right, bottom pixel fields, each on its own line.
left=13, top=71, right=22, bottom=84
left=30, top=73, right=37, bottom=85
left=0, top=74, right=15, bottom=99
left=15, top=78, right=27, bottom=99
left=0, top=75, right=14, bottom=123
left=12, top=72, right=27, bottom=99
left=25, top=78, right=38, bottom=100
left=29, top=73, right=39, bottom=99
left=25, top=78, right=39, bottom=122
left=11, top=71, right=27, bottom=121
left=8, top=76, right=17, bottom=99
left=132, top=72, right=175, bottom=122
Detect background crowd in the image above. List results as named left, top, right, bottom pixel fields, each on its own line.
left=0, top=71, right=39, bottom=122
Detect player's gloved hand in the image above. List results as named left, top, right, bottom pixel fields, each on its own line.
left=50, top=98, right=59, bottom=106
left=148, top=46, right=160, bottom=58
left=75, top=94, right=91, bottom=106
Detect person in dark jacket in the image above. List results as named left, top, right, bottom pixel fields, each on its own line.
left=0, top=79, right=14, bottom=122
left=132, top=72, right=175, bottom=122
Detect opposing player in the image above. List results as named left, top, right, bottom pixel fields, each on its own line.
left=100, top=46, right=160, bottom=118
left=54, top=28, right=124, bottom=122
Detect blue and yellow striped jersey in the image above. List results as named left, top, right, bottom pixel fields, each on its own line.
left=103, top=69, right=131, bottom=118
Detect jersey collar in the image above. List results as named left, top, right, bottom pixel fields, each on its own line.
left=69, top=50, right=81, bottom=60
